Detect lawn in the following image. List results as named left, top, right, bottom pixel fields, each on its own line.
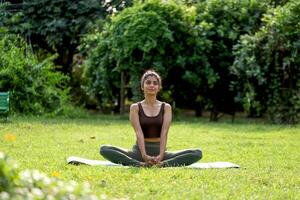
left=0, top=115, right=299, bottom=199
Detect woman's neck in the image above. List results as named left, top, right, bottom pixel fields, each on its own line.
left=143, top=95, right=157, bottom=105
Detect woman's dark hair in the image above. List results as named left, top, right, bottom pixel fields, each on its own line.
left=140, top=69, right=162, bottom=89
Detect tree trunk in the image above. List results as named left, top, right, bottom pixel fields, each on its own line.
left=120, top=71, right=125, bottom=114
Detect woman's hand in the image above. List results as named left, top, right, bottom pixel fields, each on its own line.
left=142, top=154, right=156, bottom=165
left=153, top=154, right=163, bottom=164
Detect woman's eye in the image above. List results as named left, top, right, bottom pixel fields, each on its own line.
left=145, top=81, right=158, bottom=85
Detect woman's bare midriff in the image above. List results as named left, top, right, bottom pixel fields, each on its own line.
left=144, top=137, right=160, bottom=142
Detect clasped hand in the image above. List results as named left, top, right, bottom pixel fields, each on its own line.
left=143, top=154, right=163, bottom=166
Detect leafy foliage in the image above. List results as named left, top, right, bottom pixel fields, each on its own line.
left=1, top=0, right=131, bottom=74
left=0, top=152, right=100, bottom=199
left=0, top=32, right=69, bottom=115
left=194, top=0, right=268, bottom=120
left=84, top=0, right=211, bottom=112
left=232, top=0, right=300, bottom=123
left=0, top=152, right=18, bottom=194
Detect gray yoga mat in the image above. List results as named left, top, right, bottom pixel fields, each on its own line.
left=67, top=156, right=240, bottom=169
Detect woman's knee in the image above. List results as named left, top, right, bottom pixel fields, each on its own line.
left=99, top=145, right=112, bottom=156
left=193, top=149, right=203, bottom=160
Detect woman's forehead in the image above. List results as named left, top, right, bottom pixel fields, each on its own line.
left=145, top=75, right=158, bottom=81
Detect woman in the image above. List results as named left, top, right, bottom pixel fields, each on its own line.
left=100, top=70, right=202, bottom=167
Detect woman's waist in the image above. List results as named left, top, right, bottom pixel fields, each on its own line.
left=144, top=137, right=160, bottom=143
left=143, top=131, right=161, bottom=139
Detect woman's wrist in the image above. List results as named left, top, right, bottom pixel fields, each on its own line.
left=159, top=153, right=164, bottom=159
left=159, top=149, right=165, bottom=157
left=141, top=153, right=148, bottom=159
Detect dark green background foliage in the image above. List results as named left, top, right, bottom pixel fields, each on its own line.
left=84, top=0, right=210, bottom=112
left=0, top=0, right=299, bottom=123
left=232, top=0, right=300, bottom=123
left=84, top=0, right=269, bottom=118
left=194, top=0, right=268, bottom=120
left=1, top=0, right=131, bottom=74
left=0, top=32, right=69, bottom=115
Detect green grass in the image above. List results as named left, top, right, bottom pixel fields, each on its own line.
left=1, top=115, right=299, bottom=199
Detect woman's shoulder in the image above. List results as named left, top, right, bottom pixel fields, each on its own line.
left=160, top=101, right=172, bottom=110
left=130, top=102, right=140, bottom=111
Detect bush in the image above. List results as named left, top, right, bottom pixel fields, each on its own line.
left=83, top=0, right=209, bottom=112
left=194, top=0, right=268, bottom=120
left=0, top=32, right=70, bottom=115
left=0, top=0, right=132, bottom=75
left=231, top=0, right=300, bottom=123
left=0, top=152, right=100, bottom=200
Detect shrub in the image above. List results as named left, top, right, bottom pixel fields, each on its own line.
left=0, top=152, right=100, bottom=200
left=231, top=0, right=300, bottom=123
left=1, top=0, right=132, bottom=75
left=0, top=31, right=69, bottom=115
left=83, top=0, right=210, bottom=113
left=194, top=0, right=268, bottom=120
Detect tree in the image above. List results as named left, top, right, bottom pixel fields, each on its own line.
left=231, top=0, right=300, bottom=124
left=0, top=29, right=69, bottom=114
left=83, top=0, right=211, bottom=113
left=194, top=0, right=267, bottom=120
left=1, top=0, right=131, bottom=74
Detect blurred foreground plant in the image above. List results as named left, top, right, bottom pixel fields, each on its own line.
left=0, top=152, right=101, bottom=200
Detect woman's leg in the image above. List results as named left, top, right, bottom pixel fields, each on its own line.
left=100, top=145, right=143, bottom=167
left=161, top=149, right=202, bottom=167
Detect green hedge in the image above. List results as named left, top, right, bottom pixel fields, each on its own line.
left=0, top=31, right=69, bottom=115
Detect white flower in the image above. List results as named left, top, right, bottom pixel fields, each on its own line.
left=20, top=170, right=31, bottom=179
left=67, top=194, right=76, bottom=200
left=102, top=0, right=112, bottom=6
left=0, top=192, right=10, bottom=200
left=82, top=182, right=91, bottom=192
left=46, top=194, right=55, bottom=200
left=43, top=177, right=52, bottom=186
left=32, top=169, right=44, bottom=181
left=100, top=194, right=107, bottom=199
left=50, top=186, right=59, bottom=195
left=26, top=191, right=34, bottom=200
left=32, top=188, right=44, bottom=198
left=65, top=185, right=74, bottom=193
left=89, top=195, right=99, bottom=200
left=106, top=6, right=112, bottom=12
left=69, top=180, right=77, bottom=187
left=57, top=180, right=64, bottom=187
left=14, top=187, right=28, bottom=195
left=0, top=152, right=5, bottom=159
left=11, top=161, right=18, bottom=169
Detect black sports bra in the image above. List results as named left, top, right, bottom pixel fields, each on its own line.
left=138, top=102, right=165, bottom=138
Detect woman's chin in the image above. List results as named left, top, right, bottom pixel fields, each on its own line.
left=145, top=91, right=157, bottom=95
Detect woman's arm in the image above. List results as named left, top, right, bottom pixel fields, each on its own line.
left=129, top=103, right=154, bottom=163
left=156, top=103, right=172, bottom=162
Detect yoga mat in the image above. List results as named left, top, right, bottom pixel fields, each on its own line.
left=67, top=156, right=240, bottom=169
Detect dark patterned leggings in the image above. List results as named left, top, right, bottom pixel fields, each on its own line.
left=100, top=142, right=202, bottom=167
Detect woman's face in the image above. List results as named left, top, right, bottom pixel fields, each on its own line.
left=142, top=75, right=160, bottom=95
